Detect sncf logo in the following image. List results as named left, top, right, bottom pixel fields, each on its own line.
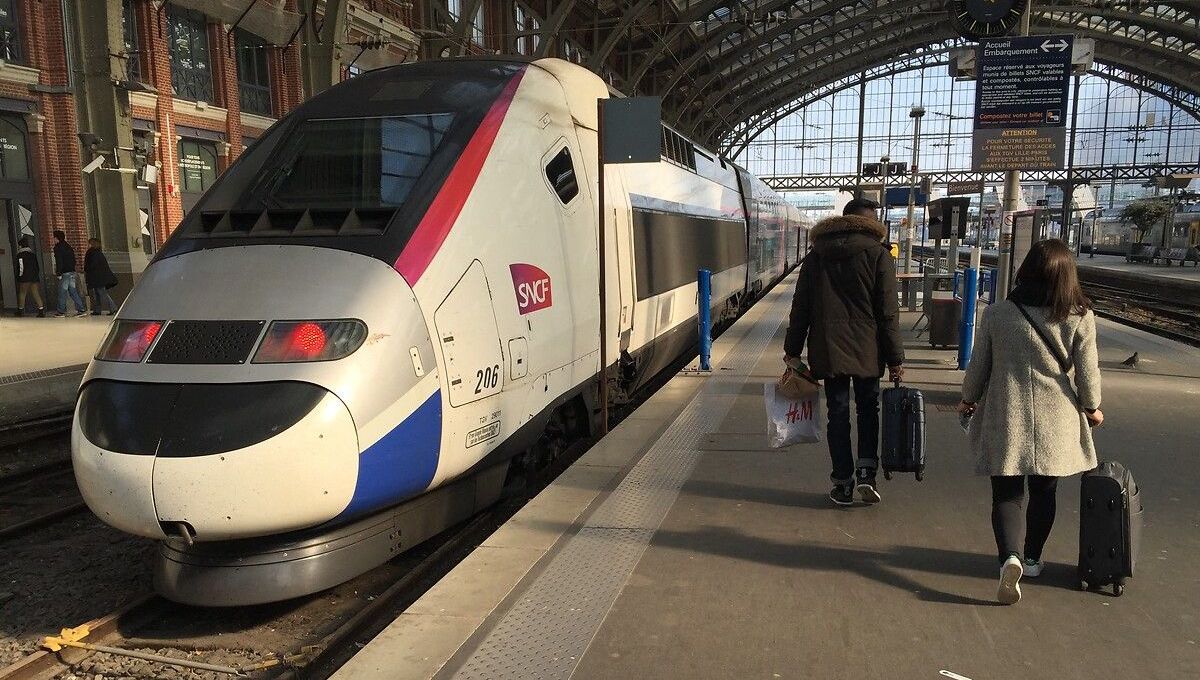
left=510, top=263, right=552, bottom=315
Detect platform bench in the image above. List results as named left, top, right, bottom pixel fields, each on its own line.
left=1157, top=247, right=1200, bottom=267
left=1127, top=244, right=1158, bottom=263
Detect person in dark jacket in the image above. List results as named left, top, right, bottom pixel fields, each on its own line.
left=83, top=238, right=119, bottom=315
left=784, top=197, right=905, bottom=506
left=14, top=236, right=45, bottom=317
left=52, top=229, right=87, bottom=317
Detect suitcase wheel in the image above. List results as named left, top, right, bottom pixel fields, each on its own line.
left=1113, top=583, right=1124, bottom=597
left=1079, top=580, right=1089, bottom=591
left=915, top=470, right=924, bottom=482
left=883, top=470, right=893, bottom=481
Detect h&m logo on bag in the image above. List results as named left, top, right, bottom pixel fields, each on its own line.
left=786, top=400, right=813, bottom=423
left=510, top=263, right=552, bottom=315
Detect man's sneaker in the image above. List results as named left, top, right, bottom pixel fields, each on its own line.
left=73, top=311, right=89, bottom=317
left=998, top=555, right=1023, bottom=605
left=855, top=468, right=882, bottom=504
left=36, top=309, right=45, bottom=318
left=829, top=483, right=854, bottom=506
left=1022, top=558, right=1044, bottom=577
left=52, top=312, right=65, bottom=318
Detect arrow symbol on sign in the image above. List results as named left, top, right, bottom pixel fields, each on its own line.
left=1041, top=38, right=1069, bottom=52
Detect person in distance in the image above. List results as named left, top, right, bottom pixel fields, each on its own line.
left=52, top=229, right=88, bottom=317
left=958, top=238, right=1103, bottom=605
left=83, top=238, right=120, bottom=315
left=784, top=197, right=905, bottom=507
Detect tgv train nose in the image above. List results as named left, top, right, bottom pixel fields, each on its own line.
left=73, top=380, right=359, bottom=541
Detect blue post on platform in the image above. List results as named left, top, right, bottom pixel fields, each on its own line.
left=958, top=267, right=979, bottom=370
left=698, top=269, right=713, bottom=371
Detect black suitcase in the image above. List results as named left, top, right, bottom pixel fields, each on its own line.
left=1079, top=461, right=1142, bottom=596
left=880, top=381, right=925, bottom=481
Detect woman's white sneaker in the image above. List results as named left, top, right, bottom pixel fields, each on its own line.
left=998, top=556, right=1023, bottom=605
left=1022, top=558, right=1044, bottom=578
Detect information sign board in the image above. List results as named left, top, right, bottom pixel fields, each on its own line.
left=972, top=34, right=1072, bottom=171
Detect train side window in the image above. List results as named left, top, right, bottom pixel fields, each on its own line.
left=545, top=147, right=578, bottom=204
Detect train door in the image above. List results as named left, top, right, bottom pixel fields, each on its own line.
left=435, top=261, right=504, bottom=408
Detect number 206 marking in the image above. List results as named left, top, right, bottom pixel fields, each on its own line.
left=475, top=364, right=500, bottom=394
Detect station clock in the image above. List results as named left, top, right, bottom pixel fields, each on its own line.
left=949, top=0, right=1028, bottom=39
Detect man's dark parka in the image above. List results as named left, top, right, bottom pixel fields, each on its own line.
left=783, top=214, right=904, bottom=379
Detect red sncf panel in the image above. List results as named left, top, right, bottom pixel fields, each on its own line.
left=509, top=263, right=552, bottom=315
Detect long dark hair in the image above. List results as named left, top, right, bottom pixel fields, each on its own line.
left=1015, top=239, right=1092, bottom=322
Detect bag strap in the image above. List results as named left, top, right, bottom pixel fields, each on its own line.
left=1014, top=302, right=1083, bottom=407
left=1014, top=302, right=1070, bottom=373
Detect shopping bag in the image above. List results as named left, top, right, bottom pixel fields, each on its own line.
left=777, top=367, right=820, bottom=400
left=764, top=382, right=822, bottom=448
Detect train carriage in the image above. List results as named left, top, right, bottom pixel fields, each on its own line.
left=72, top=57, right=807, bottom=605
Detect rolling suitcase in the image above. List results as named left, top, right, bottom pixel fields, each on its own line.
left=880, top=380, right=925, bottom=481
left=1079, top=461, right=1142, bottom=596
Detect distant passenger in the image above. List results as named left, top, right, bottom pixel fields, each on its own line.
left=959, top=239, right=1103, bottom=605
left=52, top=229, right=88, bottom=317
left=83, top=238, right=119, bottom=316
left=15, top=236, right=45, bottom=317
left=784, top=197, right=905, bottom=506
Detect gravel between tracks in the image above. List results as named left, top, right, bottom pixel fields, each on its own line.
left=0, top=430, right=70, bottom=479
left=0, top=516, right=155, bottom=667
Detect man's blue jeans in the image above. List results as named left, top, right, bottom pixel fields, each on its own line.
left=57, top=272, right=86, bottom=314
left=824, top=376, right=881, bottom=484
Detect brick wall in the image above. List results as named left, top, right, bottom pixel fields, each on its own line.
left=0, top=0, right=398, bottom=286
left=9, top=0, right=88, bottom=259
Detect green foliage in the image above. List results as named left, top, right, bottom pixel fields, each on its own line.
left=1119, top=197, right=1173, bottom=242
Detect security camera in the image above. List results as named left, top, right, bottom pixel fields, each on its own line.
left=77, top=132, right=102, bottom=149
left=81, top=155, right=106, bottom=174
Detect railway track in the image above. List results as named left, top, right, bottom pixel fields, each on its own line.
left=913, top=247, right=1200, bottom=346
left=1083, top=282, right=1200, bottom=347
left=0, top=414, right=82, bottom=541
left=0, top=437, right=593, bottom=680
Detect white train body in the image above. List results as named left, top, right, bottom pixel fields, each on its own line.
left=71, top=58, right=807, bottom=603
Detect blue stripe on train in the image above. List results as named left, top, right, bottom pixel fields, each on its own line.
left=339, top=390, right=442, bottom=518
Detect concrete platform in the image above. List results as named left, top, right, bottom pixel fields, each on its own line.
left=334, top=273, right=1200, bottom=680
left=1078, top=253, right=1200, bottom=285
left=0, top=315, right=109, bottom=425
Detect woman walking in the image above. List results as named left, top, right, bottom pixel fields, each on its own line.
left=958, top=239, right=1104, bottom=605
left=83, top=238, right=119, bottom=315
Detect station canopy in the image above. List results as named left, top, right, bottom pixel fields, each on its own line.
left=582, top=1, right=1199, bottom=152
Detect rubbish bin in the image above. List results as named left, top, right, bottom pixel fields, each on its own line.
left=929, top=295, right=960, bottom=349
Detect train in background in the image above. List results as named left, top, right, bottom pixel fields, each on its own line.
left=72, top=57, right=811, bottom=606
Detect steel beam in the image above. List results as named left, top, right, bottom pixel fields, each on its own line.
left=759, top=164, right=1200, bottom=193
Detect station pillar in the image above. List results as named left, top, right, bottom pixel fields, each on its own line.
left=72, top=0, right=149, bottom=292
left=301, top=0, right=348, bottom=99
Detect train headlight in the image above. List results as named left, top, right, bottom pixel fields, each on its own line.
left=96, top=320, right=164, bottom=362
left=252, top=320, right=368, bottom=363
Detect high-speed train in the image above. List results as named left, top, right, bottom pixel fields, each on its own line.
left=72, top=57, right=810, bottom=605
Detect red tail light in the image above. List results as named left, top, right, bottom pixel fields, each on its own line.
left=253, top=320, right=367, bottom=363
left=96, top=320, right=164, bottom=362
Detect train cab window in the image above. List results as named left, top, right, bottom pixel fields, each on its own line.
left=248, top=113, right=455, bottom=210
left=545, top=147, right=578, bottom=204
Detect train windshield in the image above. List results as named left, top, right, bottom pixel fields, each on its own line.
left=153, top=60, right=527, bottom=264
left=247, top=114, right=455, bottom=210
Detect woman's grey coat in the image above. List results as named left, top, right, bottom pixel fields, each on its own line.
left=962, top=301, right=1102, bottom=477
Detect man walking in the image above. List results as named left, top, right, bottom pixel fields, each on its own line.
left=52, top=230, right=88, bottom=317
left=784, top=198, right=905, bottom=506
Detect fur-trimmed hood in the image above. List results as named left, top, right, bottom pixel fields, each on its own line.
left=811, top=214, right=887, bottom=240
left=810, top=214, right=888, bottom=260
